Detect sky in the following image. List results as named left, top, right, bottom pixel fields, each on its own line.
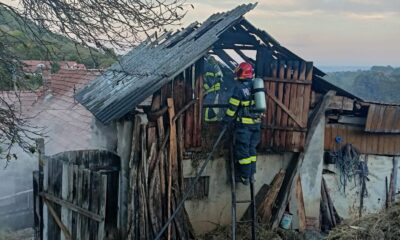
left=2, top=0, right=399, bottom=67
left=182, top=0, right=400, bottom=67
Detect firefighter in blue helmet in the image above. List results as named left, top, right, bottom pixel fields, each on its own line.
left=223, top=62, right=261, bottom=185
left=203, top=56, right=223, bottom=121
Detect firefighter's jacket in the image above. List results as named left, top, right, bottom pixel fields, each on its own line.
left=224, top=79, right=261, bottom=125
left=203, top=63, right=223, bottom=94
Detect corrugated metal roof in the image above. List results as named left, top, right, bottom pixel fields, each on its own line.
left=75, top=4, right=257, bottom=124
left=365, top=104, right=400, bottom=133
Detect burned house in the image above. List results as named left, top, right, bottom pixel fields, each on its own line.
left=32, top=3, right=400, bottom=239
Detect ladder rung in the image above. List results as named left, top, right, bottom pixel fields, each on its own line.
left=236, top=220, right=253, bottom=224
left=236, top=200, right=252, bottom=203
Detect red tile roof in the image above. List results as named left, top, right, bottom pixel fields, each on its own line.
left=2, top=69, right=102, bottom=155
left=22, top=60, right=86, bottom=73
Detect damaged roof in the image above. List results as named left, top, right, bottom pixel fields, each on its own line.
left=75, top=3, right=345, bottom=124
left=76, top=4, right=257, bottom=124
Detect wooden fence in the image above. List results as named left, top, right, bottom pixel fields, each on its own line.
left=34, top=147, right=120, bottom=240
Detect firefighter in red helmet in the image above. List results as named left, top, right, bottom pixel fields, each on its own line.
left=223, top=62, right=261, bottom=185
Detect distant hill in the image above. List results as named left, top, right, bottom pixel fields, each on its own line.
left=324, top=66, right=400, bottom=104
left=319, top=66, right=371, bottom=73
left=0, top=6, right=116, bottom=69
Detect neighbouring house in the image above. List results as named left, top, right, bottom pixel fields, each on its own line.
left=22, top=60, right=86, bottom=73
left=30, top=4, right=400, bottom=240
left=0, top=68, right=102, bottom=230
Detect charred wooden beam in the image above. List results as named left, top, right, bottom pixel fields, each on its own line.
left=213, top=44, right=257, bottom=50
left=264, top=125, right=308, bottom=132
left=264, top=77, right=312, bottom=85
left=240, top=19, right=325, bottom=77
left=212, top=49, right=237, bottom=70
left=235, top=49, right=255, bottom=64
left=218, top=29, right=260, bottom=46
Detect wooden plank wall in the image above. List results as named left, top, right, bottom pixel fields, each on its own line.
left=262, top=60, right=313, bottom=152
left=39, top=151, right=119, bottom=240
left=184, top=60, right=204, bottom=149
left=325, top=124, right=400, bottom=155
left=365, top=104, right=400, bottom=133
left=127, top=62, right=202, bottom=239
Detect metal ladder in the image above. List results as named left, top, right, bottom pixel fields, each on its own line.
left=230, top=144, right=257, bottom=240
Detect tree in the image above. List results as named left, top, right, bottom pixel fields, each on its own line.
left=0, top=0, right=188, bottom=163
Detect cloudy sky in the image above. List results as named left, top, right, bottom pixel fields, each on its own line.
left=3, top=0, right=399, bottom=66
left=183, top=0, right=400, bottom=66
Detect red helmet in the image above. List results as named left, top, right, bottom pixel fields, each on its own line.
left=235, top=62, right=253, bottom=80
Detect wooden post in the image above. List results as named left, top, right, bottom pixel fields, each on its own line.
left=35, top=138, right=45, bottom=240
left=36, top=138, right=49, bottom=240
left=127, top=115, right=142, bottom=240
left=275, top=60, right=285, bottom=149
left=323, top=178, right=336, bottom=227
left=33, top=171, right=41, bottom=239
left=98, top=174, right=108, bottom=240
left=386, top=176, right=389, bottom=209
left=392, top=157, right=399, bottom=202
left=295, top=174, right=306, bottom=232
left=116, top=119, right=134, bottom=238
left=167, top=98, right=177, bottom=240
left=61, top=162, right=70, bottom=240
left=320, top=178, right=333, bottom=229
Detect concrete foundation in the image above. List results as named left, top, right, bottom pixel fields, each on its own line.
left=183, top=153, right=293, bottom=234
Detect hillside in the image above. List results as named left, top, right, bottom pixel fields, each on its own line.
left=324, top=66, right=400, bottom=104
left=0, top=6, right=116, bottom=69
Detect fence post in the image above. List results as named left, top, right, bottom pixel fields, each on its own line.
left=36, top=138, right=48, bottom=240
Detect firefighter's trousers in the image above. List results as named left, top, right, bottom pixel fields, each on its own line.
left=234, top=123, right=261, bottom=179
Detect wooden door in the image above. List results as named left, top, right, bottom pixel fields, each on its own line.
left=260, top=60, right=313, bottom=152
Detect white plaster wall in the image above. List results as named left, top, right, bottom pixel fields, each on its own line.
left=183, top=153, right=293, bottom=234
left=90, top=118, right=118, bottom=152
left=323, top=155, right=395, bottom=219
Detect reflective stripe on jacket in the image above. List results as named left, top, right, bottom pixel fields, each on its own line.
left=224, top=79, right=260, bottom=125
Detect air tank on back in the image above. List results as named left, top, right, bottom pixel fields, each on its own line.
left=252, top=78, right=266, bottom=112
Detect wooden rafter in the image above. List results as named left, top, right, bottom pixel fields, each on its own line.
left=234, top=49, right=255, bottom=64
left=212, top=49, right=237, bottom=70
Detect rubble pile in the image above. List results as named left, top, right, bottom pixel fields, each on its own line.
left=327, top=203, right=400, bottom=240
left=197, top=224, right=301, bottom=240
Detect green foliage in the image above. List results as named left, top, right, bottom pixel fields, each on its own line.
left=0, top=6, right=116, bottom=69
left=24, top=74, right=43, bottom=90
left=325, top=66, right=400, bottom=104
left=50, top=62, right=60, bottom=74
